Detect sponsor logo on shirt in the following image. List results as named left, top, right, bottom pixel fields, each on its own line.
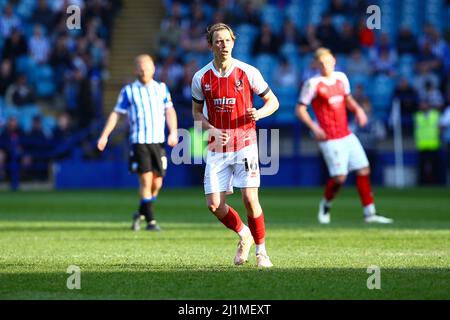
left=213, top=97, right=236, bottom=111
left=328, top=95, right=344, bottom=106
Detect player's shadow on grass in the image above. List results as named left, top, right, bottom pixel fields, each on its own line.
left=1, top=267, right=449, bottom=299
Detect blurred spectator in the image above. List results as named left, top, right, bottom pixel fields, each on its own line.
left=414, top=64, right=441, bottom=97
left=49, top=112, right=77, bottom=161
left=21, top=115, right=51, bottom=181
left=49, top=34, right=72, bottom=91
left=31, top=0, right=56, bottom=33
left=0, top=59, right=15, bottom=97
left=419, top=80, right=445, bottom=110
left=335, top=22, right=360, bottom=54
left=85, top=0, right=113, bottom=43
left=0, top=117, right=25, bottom=190
left=440, top=99, right=450, bottom=185
left=346, top=49, right=371, bottom=77
left=280, top=20, right=301, bottom=47
left=393, top=78, right=420, bottom=131
left=425, top=27, right=450, bottom=74
left=273, top=57, right=298, bottom=88
left=252, top=23, right=280, bottom=56
left=190, top=1, right=209, bottom=32
left=418, top=23, right=448, bottom=61
left=0, top=4, right=21, bottom=38
left=299, top=24, right=321, bottom=54
left=155, top=51, right=184, bottom=92
left=5, top=74, right=36, bottom=107
left=357, top=18, right=375, bottom=49
left=161, top=1, right=190, bottom=31
left=396, top=26, right=418, bottom=55
left=369, top=33, right=398, bottom=70
left=157, top=16, right=183, bottom=57
left=28, top=25, right=51, bottom=64
left=414, top=100, right=441, bottom=185
left=235, top=0, right=261, bottom=26
left=2, top=28, right=28, bottom=60
left=372, top=47, right=397, bottom=77
left=328, top=0, right=351, bottom=16
left=180, top=23, right=209, bottom=55
left=352, top=83, right=369, bottom=104
left=416, top=41, right=442, bottom=75
left=349, top=0, right=369, bottom=13
left=316, top=14, right=340, bottom=52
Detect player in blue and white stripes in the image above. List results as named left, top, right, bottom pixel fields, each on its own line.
left=97, top=54, right=178, bottom=231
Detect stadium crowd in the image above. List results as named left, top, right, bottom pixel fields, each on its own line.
left=156, top=0, right=450, bottom=185
left=0, top=0, right=449, bottom=188
left=0, top=0, right=122, bottom=187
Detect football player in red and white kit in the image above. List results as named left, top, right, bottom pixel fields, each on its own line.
left=296, top=48, right=393, bottom=224
left=191, top=23, right=279, bottom=267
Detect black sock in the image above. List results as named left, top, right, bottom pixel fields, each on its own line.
left=139, top=200, right=154, bottom=223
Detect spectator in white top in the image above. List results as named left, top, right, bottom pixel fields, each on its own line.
left=0, top=4, right=21, bottom=38
left=419, top=80, right=445, bottom=110
left=28, top=25, right=51, bottom=64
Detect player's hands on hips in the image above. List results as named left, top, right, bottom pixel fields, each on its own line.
left=167, top=131, right=179, bottom=147
left=247, top=107, right=260, bottom=121
left=311, top=124, right=327, bottom=141
left=355, top=108, right=368, bottom=127
left=97, top=136, right=108, bottom=151
left=210, top=128, right=230, bottom=146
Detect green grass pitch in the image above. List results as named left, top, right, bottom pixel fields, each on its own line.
left=0, top=187, right=449, bottom=299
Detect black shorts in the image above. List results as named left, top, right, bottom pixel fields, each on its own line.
left=129, top=143, right=167, bottom=176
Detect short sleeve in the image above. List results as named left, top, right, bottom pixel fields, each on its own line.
left=298, top=79, right=316, bottom=106
left=114, top=87, right=130, bottom=114
left=161, top=83, right=174, bottom=110
left=250, top=67, right=269, bottom=97
left=191, top=72, right=204, bottom=104
left=336, top=72, right=351, bottom=95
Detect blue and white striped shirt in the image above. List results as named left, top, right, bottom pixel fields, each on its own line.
left=114, top=79, right=174, bottom=144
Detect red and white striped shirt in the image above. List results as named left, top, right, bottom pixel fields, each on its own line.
left=298, top=71, right=352, bottom=140
left=192, top=59, right=269, bottom=152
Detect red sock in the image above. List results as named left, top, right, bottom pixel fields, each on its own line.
left=247, top=212, right=265, bottom=245
left=324, top=178, right=342, bottom=201
left=219, top=206, right=244, bottom=233
left=356, top=174, right=374, bottom=206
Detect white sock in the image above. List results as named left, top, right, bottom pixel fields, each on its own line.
left=238, top=225, right=251, bottom=239
left=256, top=243, right=266, bottom=255
left=364, top=203, right=376, bottom=216
left=321, top=198, right=332, bottom=207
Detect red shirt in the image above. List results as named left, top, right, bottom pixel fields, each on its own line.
left=299, top=71, right=352, bottom=140
left=192, top=59, right=269, bottom=152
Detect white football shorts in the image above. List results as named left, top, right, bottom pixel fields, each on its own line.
left=204, top=144, right=260, bottom=194
left=318, top=133, right=369, bottom=177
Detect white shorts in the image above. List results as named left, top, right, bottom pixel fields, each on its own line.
left=318, top=133, right=369, bottom=177
left=204, top=144, right=260, bottom=194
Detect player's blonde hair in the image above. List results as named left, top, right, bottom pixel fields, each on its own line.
left=134, top=54, right=154, bottom=66
left=206, top=23, right=236, bottom=45
left=314, top=47, right=334, bottom=60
